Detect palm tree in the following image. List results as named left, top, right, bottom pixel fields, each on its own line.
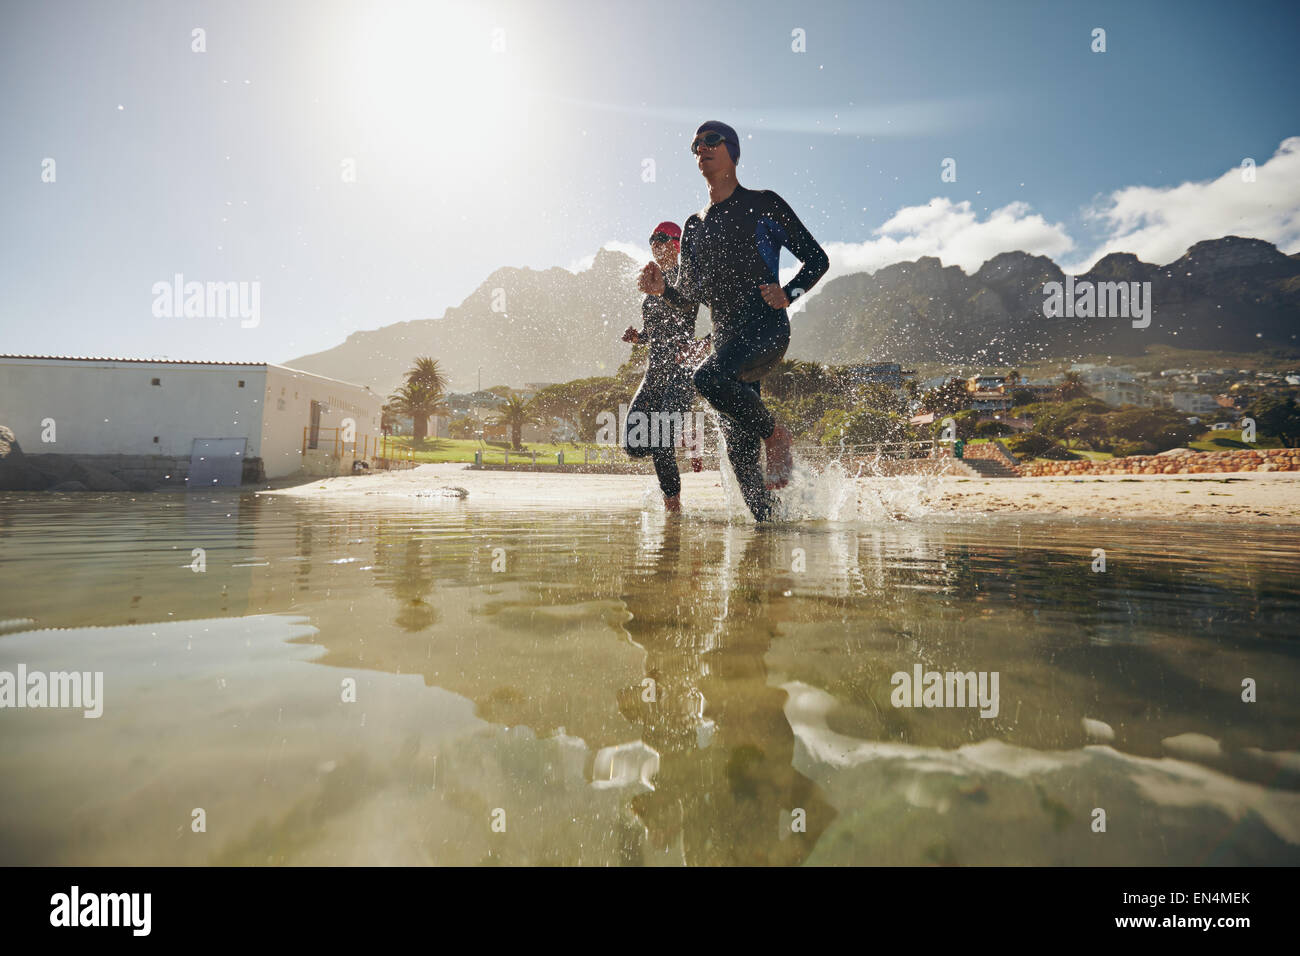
left=490, top=393, right=542, bottom=450
left=387, top=381, right=447, bottom=443
left=409, top=357, right=447, bottom=396
left=1056, top=371, right=1091, bottom=402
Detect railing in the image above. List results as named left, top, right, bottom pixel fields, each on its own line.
left=300, top=427, right=418, bottom=471
left=796, top=440, right=937, bottom=462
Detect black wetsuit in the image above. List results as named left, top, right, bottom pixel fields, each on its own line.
left=662, top=185, right=829, bottom=520
left=624, top=263, right=699, bottom=498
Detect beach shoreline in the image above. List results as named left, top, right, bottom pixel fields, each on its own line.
left=260, top=462, right=1300, bottom=524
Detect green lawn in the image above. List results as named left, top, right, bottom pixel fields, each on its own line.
left=1189, top=430, right=1283, bottom=451
left=385, top=436, right=609, bottom=465
left=1068, top=449, right=1115, bottom=461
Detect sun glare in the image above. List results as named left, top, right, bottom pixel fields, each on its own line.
left=346, top=2, right=523, bottom=179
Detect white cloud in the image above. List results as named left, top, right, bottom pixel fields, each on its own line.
left=820, top=197, right=1075, bottom=276
left=581, top=137, right=1300, bottom=307
left=1066, top=136, right=1300, bottom=271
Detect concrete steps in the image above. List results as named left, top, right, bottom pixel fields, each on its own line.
left=959, top=457, right=1020, bottom=478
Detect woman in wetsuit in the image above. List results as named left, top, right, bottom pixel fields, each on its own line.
left=637, top=120, right=829, bottom=522
left=622, top=221, right=700, bottom=512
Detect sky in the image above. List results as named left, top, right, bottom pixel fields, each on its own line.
left=2, top=0, right=1297, bottom=373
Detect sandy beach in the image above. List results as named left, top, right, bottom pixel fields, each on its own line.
left=262, top=462, right=1300, bottom=524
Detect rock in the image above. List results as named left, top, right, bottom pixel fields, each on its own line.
left=0, top=458, right=52, bottom=491
left=0, top=425, right=22, bottom=459
left=1162, top=732, right=1223, bottom=762
left=1082, top=717, right=1116, bottom=743
left=25, top=454, right=92, bottom=486
left=49, top=481, right=89, bottom=492
left=1157, top=447, right=1193, bottom=456
left=77, top=464, right=129, bottom=492
left=0, top=425, right=50, bottom=489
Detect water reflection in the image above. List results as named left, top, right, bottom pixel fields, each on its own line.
left=0, top=491, right=1297, bottom=864
left=620, top=516, right=834, bottom=864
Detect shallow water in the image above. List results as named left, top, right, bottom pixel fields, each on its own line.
left=1, top=488, right=1298, bottom=865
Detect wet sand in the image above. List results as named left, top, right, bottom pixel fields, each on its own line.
left=263, top=463, right=1300, bottom=524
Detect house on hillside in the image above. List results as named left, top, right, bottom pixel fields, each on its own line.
left=845, top=363, right=916, bottom=389
left=1167, top=391, right=1221, bottom=416
left=967, top=374, right=1007, bottom=393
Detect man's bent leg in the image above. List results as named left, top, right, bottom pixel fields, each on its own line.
left=692, top=318, right=789, bottom=438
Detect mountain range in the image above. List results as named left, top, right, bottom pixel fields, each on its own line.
left=285, top=236, right=1300, bottom=394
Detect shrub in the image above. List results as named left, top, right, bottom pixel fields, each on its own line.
left=1036, top=444, right=1081, bottom=461
left=1006, top=432, right=1058, bottom=457
left=975, top=420, right=1014, bottom=438
left=1113, top=440, right=1157, bottom=458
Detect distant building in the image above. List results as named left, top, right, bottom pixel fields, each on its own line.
left=1078, top=366, right=1137, bottom=385
left=389, top=413, right=449, bottom=439
left=0, top=354, right=382, bottom=480
left=1093, top=382, right=1158, bottom=407
left=1168, top=391, right=1221, bottom=416
left=967, top=390, right=1013, bottom=412
left=967, top=374, right=1007, bottom=392
left=447, top=390, right=506, bottom=416
left=845, top=363, right=916, bottom=389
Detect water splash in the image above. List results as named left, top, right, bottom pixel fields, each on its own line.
left=715, top=424, right=946, bottom=524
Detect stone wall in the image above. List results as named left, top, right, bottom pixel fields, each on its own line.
left=1, top=451, right=265, bottom=491
left=1018, top=447, right=1299, bottom=477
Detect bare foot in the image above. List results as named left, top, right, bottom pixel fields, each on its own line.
left=765, top=424, right=793, bottom=490
left=663, top=494, right=682, bottom=513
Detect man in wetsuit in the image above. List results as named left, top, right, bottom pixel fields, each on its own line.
left=622, top=221, right=700, bottom=512
left=638, top=120, right=829, bottom=521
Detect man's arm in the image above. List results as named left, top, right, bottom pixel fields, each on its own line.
left=764, top=190, right=829, bottom=304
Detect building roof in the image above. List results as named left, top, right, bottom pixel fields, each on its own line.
left=0, top=355, right=375, bottom=391
left=0, top=354, right=263, bottom=367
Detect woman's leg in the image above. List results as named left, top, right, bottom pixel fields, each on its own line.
left=625, top=370, right=683, bottom=500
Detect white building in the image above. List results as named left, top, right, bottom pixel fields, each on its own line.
left=1078, top=366, right=1137, bottom=385
left=0, top=355, right=384, bottom=481
left=1167, top=391, right=1222, bottom=417
left=1093, top=381, right=1158, bottom=407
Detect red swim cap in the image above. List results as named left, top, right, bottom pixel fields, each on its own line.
left=651, top=221, right=681, bottom=253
